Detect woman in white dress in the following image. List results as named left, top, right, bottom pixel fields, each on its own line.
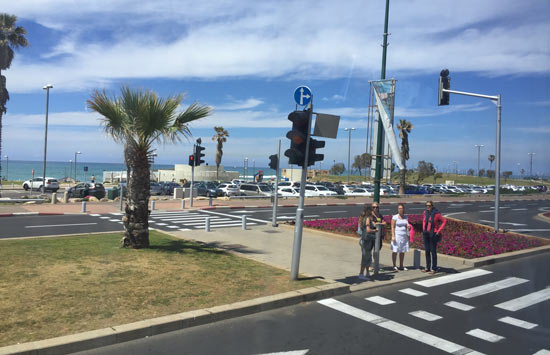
left=391, top=203, right=410, bottom=271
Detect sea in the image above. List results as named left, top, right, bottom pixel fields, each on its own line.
left=0, top=160, right=279, bottom=182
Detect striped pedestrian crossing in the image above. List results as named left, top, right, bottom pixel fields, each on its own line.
left=148, top=210, right=257, bottom=230
left=451, top=277, right=529, bottom=299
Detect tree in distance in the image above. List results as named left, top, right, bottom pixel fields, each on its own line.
left=433, top=172, right=443, bottom=184
left=0, top=13, right=28, bottom=188
left=212, top=126, right=229, bottom=181
left=397, top=119, right=413, bottom=194
left=352, top=153, right=372, bottom=177
left=502, top=171, right=513, bottom=183
left=416, top=160, right=436, bottom=184
left=331, top=163, right=345, bottom=175
left=520, top=168, right=525, bottom=177
left=488, top=154, right=495, bottom=169
left=467, top=168, right=475, bottom=176
left=478, top=168, right=485, bottom=177
left=487, top=170, right=496, bottom=179
left=88, top=86, right=211, bottom=248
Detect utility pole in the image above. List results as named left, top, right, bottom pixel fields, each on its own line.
left=475, top=144, right=484, bottom=177
left=528, top=152, right=535, bottom=177
left=373, top=0, right=391, bottom=203
left=345, top=128, right=355, bottom=183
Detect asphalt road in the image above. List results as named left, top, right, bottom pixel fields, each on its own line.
left=75, top=253, right=550, bottom=355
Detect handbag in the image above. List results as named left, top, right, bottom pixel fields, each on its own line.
left=408, top=224, right=415, bottom=243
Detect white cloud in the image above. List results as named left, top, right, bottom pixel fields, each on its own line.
left=215, top=98, right=264, bottom=110
left=4, top=0, right=549, bottom=93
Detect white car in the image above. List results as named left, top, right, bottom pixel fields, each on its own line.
left=304, top=185, right=337, bottom=197
left=217, top=183, right=241, bottom=196
left=278, top=187, right=299, bottom=197
left=22, top=177, right=59, bottom=192
left=345, top=188, right=373, bottom=197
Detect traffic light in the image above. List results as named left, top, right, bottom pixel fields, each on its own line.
left=188, top=154, right=195, bottom=166
left=194, top=145, right=205, bottom=166
left=438, top=69, right=450, bottom=106
left=269, top=154, right=278, bottom=170
left=307, top=138, right=325, bottom=166
left=284, top=109, right=310, bottom=167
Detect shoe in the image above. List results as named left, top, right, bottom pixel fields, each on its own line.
left=393, top=266, right=399, bottom=272
left=428, top=270, right=437, bottom=275
left=358, top=274, right=369, bottom=280
left=421, top=269, right=430, bottom=273
left=400, top=267, right=408, bottom=271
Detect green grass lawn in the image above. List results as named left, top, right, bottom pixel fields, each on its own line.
left=0, top=231, right=324, bottom=347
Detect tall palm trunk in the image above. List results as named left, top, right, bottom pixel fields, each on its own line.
left=121, top=144, right=150, bottom=248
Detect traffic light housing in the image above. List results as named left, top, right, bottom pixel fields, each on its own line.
left=188, top=154, right=195, bottom=166
left=269, top=154, right=279, bottom=170
left=307, top=138, right=325, bottom=166
left=194, top=145, right=205, bottom=166
left=438, top=69, right=450, bottom=106
left=284, top=109, right=310, bottom=167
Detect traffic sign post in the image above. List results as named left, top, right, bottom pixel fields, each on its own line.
left=294, top=86, right=312, bottom=107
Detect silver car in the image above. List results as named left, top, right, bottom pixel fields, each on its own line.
left=22, top=177, right=59, bottom=192
left=217, top=183, right=241, bottom=196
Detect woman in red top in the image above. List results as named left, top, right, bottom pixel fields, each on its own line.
left=422, top=201, right=447, bottom=274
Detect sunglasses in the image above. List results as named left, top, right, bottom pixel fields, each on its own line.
left=426, top=205, right=432, bottom=207
left=373, top=206, right=379, bottom=208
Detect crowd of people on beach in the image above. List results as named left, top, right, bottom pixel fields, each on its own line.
left=357, top=200, right=447, bottom=280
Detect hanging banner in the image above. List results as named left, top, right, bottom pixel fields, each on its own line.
left=372, top=79, right=404, bottom=170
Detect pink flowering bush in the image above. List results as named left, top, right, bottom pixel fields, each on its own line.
left=303, top=214, right=545, bottom=259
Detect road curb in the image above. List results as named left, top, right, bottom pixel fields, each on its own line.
left=0, top=212, right=85, bottom=217
left=0, top=282, right=349, bottom=355
left=462, top=244, right=550, bottom=267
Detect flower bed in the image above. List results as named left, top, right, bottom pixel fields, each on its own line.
left=303, top=215, right=546, bottom=259
left=543, top=212, right=550, bottom=218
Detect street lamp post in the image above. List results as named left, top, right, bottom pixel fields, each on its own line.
left=528, top=152, right=535, bottom=177
left=453, top=161, right=458, bottom=175
left=42, top=84, right=53, bottom=194
left=74, top=151, right=81, bottom=182
left=475, top=144, right=484, bottom=177
left=69, top=160, right=72, bottom=185
left=344, top=128, right=356, bottom=183
left=3, top=155, right=7, bottom=181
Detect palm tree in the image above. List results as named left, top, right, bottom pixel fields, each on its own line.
left=397, top=119, right=413, bottom=195
left=88, top=86, right=211, bottom=248
left=211, top=126, right=229, bottom=181
left=0, top=14, right=28, bottom=182
left=488, top=154, right=495, bottom=169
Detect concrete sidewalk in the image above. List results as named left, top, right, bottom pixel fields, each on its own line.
left=170, top=223, right=471, bottom=291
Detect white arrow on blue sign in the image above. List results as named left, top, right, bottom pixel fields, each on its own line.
left=294, top=86, right=312, bottom=106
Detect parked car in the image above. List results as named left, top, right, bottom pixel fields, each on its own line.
left=22, top=177, right=59, bottom=192
left=239, top=183, right=273, bottom=196
left=304, top=184, right=337, bottom=197
left=217, top=183, right=241, bottom=196
left=67, top=182, right=106, bottom=199
left=150, top=182, right=163, bottom=196
left=345, top=188, right=373, bottom=197
left=161, top=182, right=181, bottom=195
left=278, top=187, right=299, bottom=197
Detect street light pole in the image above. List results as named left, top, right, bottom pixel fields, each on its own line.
left=528, top=152, right=535, bottom=177
left=42, top=84, right=53, bottom=194
left=69, top=160, right=72, bottom=186
left=344, top=128, right=355, bottom=183
left=475, top=144, right=484, bottom=177
left=74, top=151, right=81, bottom=182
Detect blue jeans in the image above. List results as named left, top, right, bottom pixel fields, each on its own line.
left=423, top=232, right=438, bottom=270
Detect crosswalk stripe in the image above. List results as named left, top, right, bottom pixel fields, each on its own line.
left=495, top=288, right=550, bottom=311
left=110, top=213, right=122, bottom=216
left=90, top=214, right=100, bottom=216
left=414, top=269, right=492, bottom=288
left=444, top=301, right=475, bottom=311
left=399, top=288, right=427, bottom=297
left=194, top=222, right=257, bottom=229
left=365, top=296, right=395, bottom=305
left=409, top=310, right=442, bottom=321
left=166, top=226, right=179, bottom=229
left=498, top=316, right=538, bottom=329
left=318, top=299, right=483, bottom=354
left=155, top=223, right=167, bottom=226
left=108, top=219, right=120, bottom=222
left=178, top=228, right=191, bottom=231
left=100, top=216, right=110, bottom=219
left=182, top=219, right=234, bottom=226
left=156, top=216, right=217, bottom=222
left=466, top=328, right=505, bottom=343
left=451, top=277, right=529, bottom=299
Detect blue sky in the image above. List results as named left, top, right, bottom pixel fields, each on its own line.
left=2, top=0, right=549, bottom=176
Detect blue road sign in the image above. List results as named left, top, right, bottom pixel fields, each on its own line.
left=294, top=86, right=312, bottom=106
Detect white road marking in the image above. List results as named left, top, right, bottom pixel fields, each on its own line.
left=479, top=210, right=494, bottom=213
left=533, top=350, right=550, bottom=355
left=399, top=288, right=427, bottom=297
left=451, top=277, right=529, bottom=299
left=166, top=226, right=179, bottom=229
left=304, top=215, right=320, bottom=218
left=443, top=212, right=466, bottom=217
left=195, top=222, right=257, bottom=228
left=414, top=269, right=492, bottom=288
left=99, top=216, right=110, bottom=219
left=479, top=220, right=527, bottom=226
left=231, top=210, right=261, bottom=214
left=511, top=208, right=528, bottom=211
left=150, top=211, right=193, bottom=215
left=323, top=211, right=348, bottom=214
left=90, top=214, right=100, bottom=216
left=365, top=296, right=395, bottom=305
left=318, top=299, right=483, bottom=354
left=180, top=219, right=234, bottom=226
left=157, top=216, right=214, bottom=222
left=409, top=310, right=442, bottom=321
left=25, top=222, right=98, bottom=228
left=490, top=206, right=511, bottom=209
left=256, top=350, right=309, bottom=355
left=277, top=216, right=295, bottom=219
left=155, top=223, right=167, bottom=226
left=444, top=301, right=475, bottom=311
left=498, top=316, right=538, bottom=329
left=178, top=228, right=191, bottom=231
left=201, top=209, right=270, bottom=224
left=466, top=328, right=505, bottom=343
left=109, top=219, right=120, bottom=222
left=110, top=213, right=122, bottom=216
left=495, top=288, right=550, bottom=311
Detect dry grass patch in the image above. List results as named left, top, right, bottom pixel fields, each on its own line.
left=0, top=231, right=325, bottom=347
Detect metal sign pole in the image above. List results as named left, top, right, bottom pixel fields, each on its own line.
left=190, top=144, right=195, bottom=208
left=272, top=140, right=281, bottom=227
left=290, top=102, right=313, bottom=280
